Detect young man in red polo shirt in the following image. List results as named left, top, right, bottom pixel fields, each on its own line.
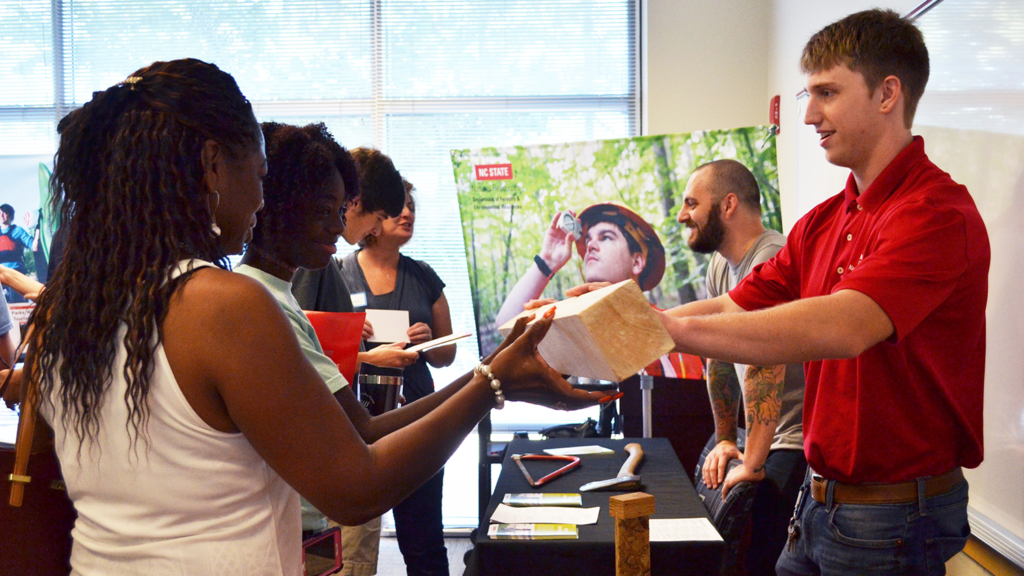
left=569, top=9, right=988, bottom=574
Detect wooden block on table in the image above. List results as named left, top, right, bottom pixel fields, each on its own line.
left=498, top=280, right=674, bottom=382
left=611, top=492, right=654, bottom=576
left=609, top=492, right=656, bottom=519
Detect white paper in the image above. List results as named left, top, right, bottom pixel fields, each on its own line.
left=649, top=518, right=723, bottom=542
left=405, top=332, right=471, bottom=353
left=365, top=309, right=410, bottom=343
left=489, top=503, right=600, bottom=526
left=543, top=445, right=615, bottom=456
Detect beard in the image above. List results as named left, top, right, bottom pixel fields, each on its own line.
left=687, top=203, right=725, bottom=254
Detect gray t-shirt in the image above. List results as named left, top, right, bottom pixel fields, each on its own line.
left=705, top=229, right=804, bottom=452
left=291, top=258, right=354, bottom=313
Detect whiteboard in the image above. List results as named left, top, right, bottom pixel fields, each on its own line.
left=911, top=0, right=1024, bottom=566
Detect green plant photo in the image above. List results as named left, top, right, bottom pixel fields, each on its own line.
left=452, top=126, right=780, bottom=356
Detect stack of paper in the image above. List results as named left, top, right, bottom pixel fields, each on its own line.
left=489, top=499, right=599, bottom=540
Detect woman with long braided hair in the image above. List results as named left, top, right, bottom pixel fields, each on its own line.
left=20, top=59, right=604, bottom=575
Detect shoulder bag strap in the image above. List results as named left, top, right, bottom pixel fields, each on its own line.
left=5, top=328, right=36, bottom=507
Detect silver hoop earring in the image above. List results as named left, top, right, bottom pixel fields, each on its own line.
left=209, top=191, right=222, bottom=237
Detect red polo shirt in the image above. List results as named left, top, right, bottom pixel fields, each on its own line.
left=730, top=137, right=989, bottom=483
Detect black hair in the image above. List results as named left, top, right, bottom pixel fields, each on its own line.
left=252, top=122, right=359, bottom=248
left=350, top=147, right=405, bottom=218
left=0, top=204, right=13, bottom=218
left=30, top=58, right=260, bottom=446
left=359, top=178, right=416, bottom=249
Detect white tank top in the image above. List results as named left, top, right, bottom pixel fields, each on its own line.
left=39, top=260, right=301, bottom=576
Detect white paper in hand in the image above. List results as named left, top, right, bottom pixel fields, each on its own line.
left=365, top=309, right=410, bottom=343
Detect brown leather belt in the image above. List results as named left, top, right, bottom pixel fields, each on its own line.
left=810, top=467, right=964, bottom=505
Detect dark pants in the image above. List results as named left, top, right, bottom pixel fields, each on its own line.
left=776, top=474, right=970, bottom=575
left=393, top=468, right=448, bottom=576
left=746, top=448, right=807, bottom=576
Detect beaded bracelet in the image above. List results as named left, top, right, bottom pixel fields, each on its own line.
left=473, top=363, right=505, bottom=409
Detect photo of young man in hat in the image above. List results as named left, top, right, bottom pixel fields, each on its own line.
left=496, top=202, right=703, bottom=381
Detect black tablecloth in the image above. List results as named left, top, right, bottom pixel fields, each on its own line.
left=471, top=437, right=723, bottom=576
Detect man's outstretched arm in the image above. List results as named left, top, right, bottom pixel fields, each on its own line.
left=660, top=289, right=894, bottom=367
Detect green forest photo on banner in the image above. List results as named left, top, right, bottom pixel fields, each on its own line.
left=452, top=126, right=779, bottom=356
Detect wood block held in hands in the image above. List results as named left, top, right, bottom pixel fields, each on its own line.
left=498, top=280, right=674, bottom=382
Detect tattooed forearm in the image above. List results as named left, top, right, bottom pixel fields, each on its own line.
left=708, top=359, right=741, bottom=443
left=744, top=365, right=785, bottom=428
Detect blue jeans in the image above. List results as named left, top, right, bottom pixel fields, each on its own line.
left=776, top=473, right=970, bottom=576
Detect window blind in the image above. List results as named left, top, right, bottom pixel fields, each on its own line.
left=1, top=0, right=638, bottom=427
left=0, top=0, right=56, bottom=154
left=363, top=2, right=638, bottom=428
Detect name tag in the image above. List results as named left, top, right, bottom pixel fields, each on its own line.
left=350, top=291, right=368, bottom=309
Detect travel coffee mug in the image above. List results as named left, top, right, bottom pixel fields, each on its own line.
left=356, top=364, right=403, bottom=416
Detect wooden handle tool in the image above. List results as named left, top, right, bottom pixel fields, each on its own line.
left=579, top=443, right=644, bottom=492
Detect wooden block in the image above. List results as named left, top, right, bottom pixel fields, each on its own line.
left=609, top=492, right=656, bottom=519
left=498, top=280, right=674, bottom=382
left=611, top=492, right=654, bottom=576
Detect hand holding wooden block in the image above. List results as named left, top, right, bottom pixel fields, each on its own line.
left=498, top=280, right=674, bottom=382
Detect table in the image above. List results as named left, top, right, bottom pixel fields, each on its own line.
left=470, top=438, right=723, bottom=576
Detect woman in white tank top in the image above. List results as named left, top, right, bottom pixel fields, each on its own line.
left=10, top=59, right=607, bottom=576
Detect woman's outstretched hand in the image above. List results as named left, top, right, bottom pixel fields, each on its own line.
left=487, top=309, right=607, bottom=411
left=482, top=313, right=531, bottom=366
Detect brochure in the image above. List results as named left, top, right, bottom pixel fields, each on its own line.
left=502, top=493, right=582, bottom=507
left=487, top=523, right=578, bottom=540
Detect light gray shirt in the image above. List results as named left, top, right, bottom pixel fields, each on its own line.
left=705, top=229, right=804, bottom=452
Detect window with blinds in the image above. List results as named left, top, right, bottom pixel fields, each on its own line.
left=1, top=0, right=639, bottom=426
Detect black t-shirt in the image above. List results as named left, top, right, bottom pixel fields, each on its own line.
left=340, top=251, right=445, bottom=403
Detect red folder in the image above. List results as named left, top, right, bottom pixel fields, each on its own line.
left=304, top=311, right=365, bottom=386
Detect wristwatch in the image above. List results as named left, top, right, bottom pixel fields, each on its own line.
left=534, top=255, right=554, bottom=279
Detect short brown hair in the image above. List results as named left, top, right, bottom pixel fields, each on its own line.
left=801, top=9, right=929, bottom=127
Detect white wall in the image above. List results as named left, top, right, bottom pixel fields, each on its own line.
left=767, top=0, right=924, bottom=231
left=642, top=0, right=771, bottom=136
left=643, top=0, right=924, bottom=231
